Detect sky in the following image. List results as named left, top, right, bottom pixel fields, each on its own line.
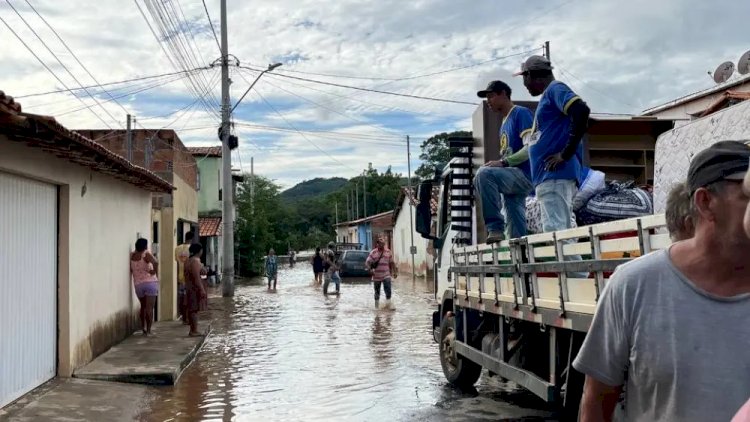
left=1, top=0, right=749, bottom=189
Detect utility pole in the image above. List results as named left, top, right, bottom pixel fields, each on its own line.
left=220, top=0, right=234, bottom=297
left=363, top=170, right=367, bottom=218
left=355, top=182, right=359, bottom=219
left=544, top=40, right=551, bottom=61
left=250, top=157, right=254, bottom=215
left=126, top=114, right=133, bottom=162
left=335, top=202, right=339, bottom=226
left=407, top=135, right=416, bottom=283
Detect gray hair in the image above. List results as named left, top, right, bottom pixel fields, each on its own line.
left=665, top=182, right=694, bottom=241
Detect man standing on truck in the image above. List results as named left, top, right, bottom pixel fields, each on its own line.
left=474, top=80, right=534, bottom=242
left=515, top=55, right=590, bottom=234
left=574, top=141, right=750, bottom=422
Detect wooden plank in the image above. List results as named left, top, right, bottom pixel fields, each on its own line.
left=537, top=277, right=561, bottom=304
left=640, top=213, right=666, bottom=229
left=649, top=233, right=672, bottom=251
left=532, top=246, right=557, bottom=259
left=592, top=218, right=639, bottom=236
left=566, top=278, right=597, bottom=306
left=565, top=302, right=597, bottom=315
left=556, top=226, right=593, bottom=241
left=562, top=241, right=593, bottom=256
left=600, top=237, right=640, bottom=254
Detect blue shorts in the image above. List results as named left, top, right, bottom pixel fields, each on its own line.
left=135, top=282, right=159, bottom=298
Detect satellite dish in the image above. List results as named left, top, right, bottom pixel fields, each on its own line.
left=713, top=61, right=735, bottom=83
left=738, top=50, right=750, bottom=75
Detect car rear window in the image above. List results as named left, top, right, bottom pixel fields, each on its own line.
left=344, top=251, right=368, bottom=262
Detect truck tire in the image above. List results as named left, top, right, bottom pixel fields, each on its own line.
left=439, top=315, right=482, bottom=389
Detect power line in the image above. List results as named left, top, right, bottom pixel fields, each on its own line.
left=239, top=65, right=478, bottom=106
left=201, top=0, right=221, bottom=53
left=15, top=66, right=212, bottom=99
left=233, top=123, right=410, bottom=145
left=0, top=11, right=112, bottom=128
left=245, top=70, right=405, bottom=139
left=135, top=0, right=220, bottom=120
left=6, top=0, right=123, bottom=126
left=252, top=87, right=360, bottom=173
left=260, top=47, right=542, bottom=82
left=234, top=122, right=410, bottom=141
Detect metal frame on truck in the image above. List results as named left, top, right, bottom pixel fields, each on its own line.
left=422, top=103, right=678, bottom=416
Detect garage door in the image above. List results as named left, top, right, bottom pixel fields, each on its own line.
left=0, top=172, right=57, bottom=407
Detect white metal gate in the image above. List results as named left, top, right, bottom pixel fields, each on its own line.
left=0, top=171, right=57, bottom=408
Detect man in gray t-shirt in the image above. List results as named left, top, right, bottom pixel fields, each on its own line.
left=574, top=141, right=750, bottom=422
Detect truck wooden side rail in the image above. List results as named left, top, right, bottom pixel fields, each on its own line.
left=433, top=214, right=671, bottom=413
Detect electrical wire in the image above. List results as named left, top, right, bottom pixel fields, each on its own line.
left=16, top=67, right=211, bottom=100
left=0, top=8, right=113, bottom=128
left=240, top=69, right=405, bottom=139
left=239, top=65, right=477, bottom=106
left=201, top=0, right=221, bottom=53
left=252, top=88, right=361, bottom=173
left=5, top=0, right=123, bottom=126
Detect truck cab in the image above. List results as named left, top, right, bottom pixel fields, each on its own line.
left=415, top=101, right=682, bottom=416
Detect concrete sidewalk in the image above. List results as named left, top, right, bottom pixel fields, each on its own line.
left=0, top=378, right=153, bottom=421
left=74, top=320, right=210, bottom=385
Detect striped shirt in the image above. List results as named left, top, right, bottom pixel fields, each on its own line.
left=366, top=248, right=393, bottom=281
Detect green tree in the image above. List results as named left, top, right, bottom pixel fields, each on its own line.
left=415, top=130, right=472, bottom=180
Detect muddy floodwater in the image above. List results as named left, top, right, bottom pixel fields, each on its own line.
left=142, top=263, right=555, bottom=421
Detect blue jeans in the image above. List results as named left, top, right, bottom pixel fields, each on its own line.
left=324, top=271, right=340, bottom=294
left=537, top=179, right=585, bottom=277
left=475, top=166, right=533, bottom=238
left=373, top=277, right=392, bottom=301
left=536, top=179, right=576, bottom=233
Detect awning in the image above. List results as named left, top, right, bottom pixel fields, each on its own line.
left=199, top=217, right=222, bottom=237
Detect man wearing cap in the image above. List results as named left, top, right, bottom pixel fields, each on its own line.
left=515, top=55, right=589, bottom=235
left=574, top=141, right=750, bottom=422
left=475, top=80, right=535, bottom=242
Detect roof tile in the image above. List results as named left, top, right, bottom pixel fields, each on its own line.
left=188, top=146, right=222, bottom=157
left=199, top=216, right=222, bottom=237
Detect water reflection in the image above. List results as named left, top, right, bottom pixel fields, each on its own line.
left=142, top=263, right=554, bottom=421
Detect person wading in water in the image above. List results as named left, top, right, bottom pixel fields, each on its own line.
left=185, top=243, right=207, bottom=337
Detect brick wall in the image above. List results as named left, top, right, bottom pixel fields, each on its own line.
left=77, top=129, right=197, bottom=190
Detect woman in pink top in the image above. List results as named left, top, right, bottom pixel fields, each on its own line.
left=130, top=238, right=159, bottom=336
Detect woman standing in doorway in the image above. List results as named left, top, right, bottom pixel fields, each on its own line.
left=185, top=243, right=207, bottom=337
left=130, top=238, right=159, bottom=336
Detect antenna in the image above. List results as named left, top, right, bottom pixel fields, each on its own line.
left=713, top=61, right=735, bottom=83
left=738, top=50, right=750, bottom=75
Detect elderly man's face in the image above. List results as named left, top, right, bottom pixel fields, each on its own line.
left=744, top=169, right=750, bottom=238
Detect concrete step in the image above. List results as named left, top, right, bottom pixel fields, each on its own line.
left=73, top=321, right=210, bottom=385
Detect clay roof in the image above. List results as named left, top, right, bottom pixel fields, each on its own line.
left=0, top=91, right=173, bottom=193
left=188, top=146, right=222, bottom=157
left=199, top=216, right=222, bottom=237
left=697, top=90, right=750, bottom=117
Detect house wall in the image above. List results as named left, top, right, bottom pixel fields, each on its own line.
left=196, top=156, right=221, bottom=213
left=0, top=139, right=151, bottom=376
left=392, top=197, right=430, bottom=277
left=645, top=81, right=750, bottom=120
left=158, top=174, right=198, bottom=321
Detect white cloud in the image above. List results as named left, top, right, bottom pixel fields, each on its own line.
left=2, top=0, right=749, bottom=188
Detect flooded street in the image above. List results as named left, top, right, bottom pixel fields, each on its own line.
left=143, top=263, right=555, bottom=421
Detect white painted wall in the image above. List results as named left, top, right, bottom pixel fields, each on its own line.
left=0, top=139, right=153, bottom=376
left=653, top=99, right=750, bottom=213
left=392, top=197, right=431, bottom=276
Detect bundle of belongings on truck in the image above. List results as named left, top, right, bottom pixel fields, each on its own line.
left=524, top=169, right=653, bottom=234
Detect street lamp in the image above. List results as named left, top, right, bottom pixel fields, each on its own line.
left=230, top=62, right=283, bottom=114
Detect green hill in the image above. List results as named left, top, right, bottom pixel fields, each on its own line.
left=280, top=177, right=348, bottom=203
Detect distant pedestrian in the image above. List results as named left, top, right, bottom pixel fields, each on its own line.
left=184, top=243, right=207, bottom=337
left=130, top=238, right=159, bottom=336
left=266, top=249, right=279, bottom=291
left=175, top=231, right=194, bottom=325
left=323, top=241, right=341, bottom=296
left=311, top=247, right=324, bottom=286
left=289, top=250, right=296, bottom=268
left=366, top=235, right=398, bottom=309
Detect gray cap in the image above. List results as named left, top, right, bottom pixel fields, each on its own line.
left=687, top=140, right=750, bottom=194
left=513, top=55, right=553, bottom=76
